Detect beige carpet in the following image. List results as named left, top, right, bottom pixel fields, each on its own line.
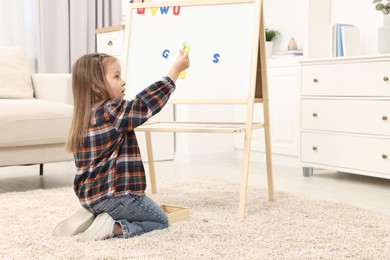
left=0, top=178, right=389, bottom=259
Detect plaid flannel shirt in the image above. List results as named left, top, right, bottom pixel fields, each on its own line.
left=73, top=77, right=175, bottom=208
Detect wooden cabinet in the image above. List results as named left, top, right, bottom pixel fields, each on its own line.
left=96, top=25, right=125, bottom=63
left=300, top=56, right=390, bottom=179
left=267, top=59, right=300, bottom=160
left=96, top=25, right=174, bottom=161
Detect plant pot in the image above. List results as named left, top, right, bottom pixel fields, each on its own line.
left=266, top=41, right=273, bottom=58
left=378, top=15, right=390, bottom=53
left=378, top=28, right=390, bottom=53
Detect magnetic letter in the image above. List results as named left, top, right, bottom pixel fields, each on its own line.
left=137, top=8, right=145, bottom=15
left=183, top=44, right=190, bottom=54
left=179, top=70, right=187, bottom=79
left=160, top=7, right=169, bottom=15
left=173, top=6, right=180, bottom=15
left=162, top=49, right=170, bottom=59
left=213, top=53, right=220, bottom=63
left=150, top=7, right=158, bottom=16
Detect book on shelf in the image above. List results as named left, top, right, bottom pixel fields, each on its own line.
left=341, top=26, right=361, bottom=56
left=272, top=49, right=303, bottom=58
left=331, top=23, right=360, bottom=57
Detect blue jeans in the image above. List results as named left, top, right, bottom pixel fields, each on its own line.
left=89, top=194, right=168, bottom=238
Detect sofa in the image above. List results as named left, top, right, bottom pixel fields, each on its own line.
left=0, top=46, right=74, bottom=175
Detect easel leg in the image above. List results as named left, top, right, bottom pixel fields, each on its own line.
left=238, top=130, right=252, bottom=220
left=257, top=0, right=274, bottom=202
left=263, top=126, right=274, bottom=201
left=145, top=131, right=157, bottom=194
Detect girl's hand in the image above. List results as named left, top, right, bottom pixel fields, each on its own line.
left=173, top=50, right=190, bottom=72
left=166, top=50, right=190, bottom=83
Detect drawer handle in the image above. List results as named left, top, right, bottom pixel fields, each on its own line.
left=107, top=40, right=113, bottom=46
left=313, top=78, right=318, bottom=83
left=382, top=115, right=388, bottom=121
left=382, top=154, right=388, bottom=159
left=384, top=76, right=389, bottom=82
left=312, top=146, right=318, bottom=151
left=312, top=112, right=318, bottom=117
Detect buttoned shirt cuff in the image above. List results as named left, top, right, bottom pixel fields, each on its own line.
left=162, top=76, right=176, bottom=89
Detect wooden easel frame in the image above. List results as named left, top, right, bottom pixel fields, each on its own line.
left=123, top=0, right=273, bottom=220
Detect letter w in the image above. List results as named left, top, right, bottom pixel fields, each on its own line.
left=160, top=7, right=169, bottom=14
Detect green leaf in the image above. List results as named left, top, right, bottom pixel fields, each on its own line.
left=376, top=3, right=384, bottom=10
left=265, top=28, right=279, bottom=42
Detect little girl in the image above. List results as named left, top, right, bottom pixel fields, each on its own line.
left=55, top=51, right=189, bottom=241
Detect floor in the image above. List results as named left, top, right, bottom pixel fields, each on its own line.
left=0, top=160, right=389, bottom=215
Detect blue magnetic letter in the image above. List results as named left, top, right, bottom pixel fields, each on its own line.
left=162, top=49, right=170, bottom=59
left=212, top=53, right=220, bottom=63
left=160, top=7, right=169, bottom=14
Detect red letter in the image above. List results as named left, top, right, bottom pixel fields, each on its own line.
left=137, top=8, right=145, bottom=15
left=173, top=6, right=180, bottom=15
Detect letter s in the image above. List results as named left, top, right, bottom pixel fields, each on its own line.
left=212, top=53, right=220, bottom=63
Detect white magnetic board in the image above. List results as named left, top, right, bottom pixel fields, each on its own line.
left=123, top=0, right=260, bottom=100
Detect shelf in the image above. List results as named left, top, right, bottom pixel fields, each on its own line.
left=136, top=121, right=264, bottom=134
left=167, top=98, right=263, bottom=104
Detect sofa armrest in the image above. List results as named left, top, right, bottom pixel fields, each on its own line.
left=31, top=74, right=73, bottom=105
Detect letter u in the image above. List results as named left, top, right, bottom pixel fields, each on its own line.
left=173, top=6, right=180, bottom=15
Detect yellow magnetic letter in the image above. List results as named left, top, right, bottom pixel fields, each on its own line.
left=180, top=42, right=190, bottom=79
left=150, top=7, right=158, bottom=16
left=179, top=70, right=187, bottom=79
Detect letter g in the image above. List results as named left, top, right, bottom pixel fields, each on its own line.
left=162, top=49, right=170, bottom=59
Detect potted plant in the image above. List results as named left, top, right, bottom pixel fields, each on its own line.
left=265, top=27, right=279, bottom=58
left=373, top=0, right=390, bottom=53
left=265, top=28, right=280, bottom=42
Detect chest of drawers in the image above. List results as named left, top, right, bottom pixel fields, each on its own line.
left=96, top=25, right=125, bottom=63
left=300, top=56, right=390, bottom=179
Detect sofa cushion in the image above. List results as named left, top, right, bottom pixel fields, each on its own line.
left=0, top=99, right=73, bottom=147
left=0, top=46, right=34, bottom=99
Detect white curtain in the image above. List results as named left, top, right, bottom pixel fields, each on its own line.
left=0, top=0, right=38, bottom=72
left=38, top=0, right=122, bottom=73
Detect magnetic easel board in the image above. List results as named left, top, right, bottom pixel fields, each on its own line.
left=122, top=0, right=273, bottom=220
left=122, top=0, right=261, bottom=102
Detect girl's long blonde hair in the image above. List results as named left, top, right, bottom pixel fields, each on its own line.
left=66, top=53, right=116, bottom=153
